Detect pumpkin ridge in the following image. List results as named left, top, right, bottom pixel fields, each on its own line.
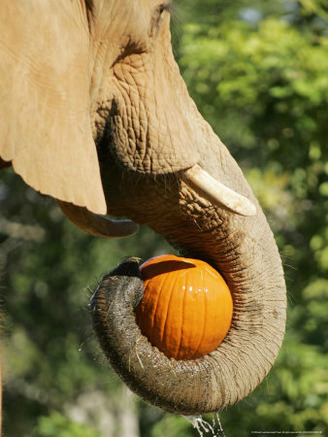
left=178, top=269, right=191, bottom=360
left=191, top=272, right=207, bottom=359
left=140, top=266, right=166, bottom=344
left=160, top=271, right=176, bottom=351
left=151, top=270, right=168, bottom=345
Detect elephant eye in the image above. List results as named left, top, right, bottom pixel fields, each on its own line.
left=158, top=1, right=173, bottom=15
left=150, top=1, right=172, bottom=37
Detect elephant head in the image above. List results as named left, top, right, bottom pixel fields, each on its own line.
left=0, top=0, right=286, bottom=416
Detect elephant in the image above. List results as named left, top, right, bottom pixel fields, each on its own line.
left=0, top=0, right=286, bottom=423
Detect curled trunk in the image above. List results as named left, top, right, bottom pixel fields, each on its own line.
left=91, top=138, right=287, bottom=413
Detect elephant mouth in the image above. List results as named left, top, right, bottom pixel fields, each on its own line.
left=89, top=163, right=287, bottom=415
left=57, top=164, right=255, bottom=240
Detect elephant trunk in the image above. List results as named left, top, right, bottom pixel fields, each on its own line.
left=91, top=111, right=287, bottom=414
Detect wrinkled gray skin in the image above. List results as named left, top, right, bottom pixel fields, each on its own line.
left=0, top=0, right=286, bottom=416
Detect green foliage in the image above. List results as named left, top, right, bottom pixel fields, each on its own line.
left=151, top=415, right=193, bottom=437
left=33, top=411, right=100, bottom=437
left=298, top=0, right=328, bottom=20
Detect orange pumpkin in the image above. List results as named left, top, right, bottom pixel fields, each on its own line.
left=135, top=254, right=233, bottom=360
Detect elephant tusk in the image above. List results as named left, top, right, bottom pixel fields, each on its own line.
left=57, top=201, right=139, bottom=238
left=182, top=164, right=257, bottom=217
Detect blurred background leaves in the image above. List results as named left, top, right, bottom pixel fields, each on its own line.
left=1, top=0, right=328, bottom=435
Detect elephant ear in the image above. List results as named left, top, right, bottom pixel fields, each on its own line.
left=0, top=1, right=107, bottom=215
